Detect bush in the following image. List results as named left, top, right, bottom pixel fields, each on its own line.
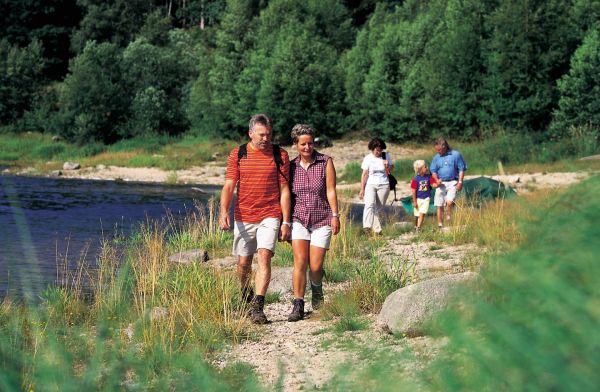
left=422, top=175, right=600, bottom=390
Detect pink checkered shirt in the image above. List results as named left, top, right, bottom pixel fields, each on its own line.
left=290, top=152, right=333, bottom=229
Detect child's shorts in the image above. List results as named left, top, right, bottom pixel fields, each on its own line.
left=414, top=197, right=431, bottom=216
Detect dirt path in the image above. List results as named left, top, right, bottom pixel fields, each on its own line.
left=211, top=232, right=479, bottom=391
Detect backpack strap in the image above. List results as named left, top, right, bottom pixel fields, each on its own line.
left=237, top=143, right=248, bottom=165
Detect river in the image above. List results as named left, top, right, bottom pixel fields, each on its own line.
left=0, top=175, right=218, bottom=298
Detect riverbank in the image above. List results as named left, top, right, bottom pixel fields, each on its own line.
left=4, top=139, right=597, bottom=202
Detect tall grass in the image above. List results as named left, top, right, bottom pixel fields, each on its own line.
left=0, top=199, right=254, bottom=390
left=328, top=175, right=600, bottom=391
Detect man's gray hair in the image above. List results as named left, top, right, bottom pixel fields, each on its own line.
left=434, top=137, right=450, bottom=151
left=249, top=114, right=273, bottom=131
left=290, top=124, right=315, bottom=144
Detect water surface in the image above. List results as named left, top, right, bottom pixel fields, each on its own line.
left=0, top=175, right=217, bottom=298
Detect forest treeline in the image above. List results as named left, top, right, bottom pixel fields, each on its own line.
left=1, top=0, right=599, bottom=144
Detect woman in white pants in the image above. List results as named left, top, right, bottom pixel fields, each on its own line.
left=359, top=138, right=393, bottom=234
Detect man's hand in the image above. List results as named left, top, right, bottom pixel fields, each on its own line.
left=219, top=211, right=231, bottom=230
left=359, top=189, right=365, bottom=200
left=456, top=181, right=463, bottom=192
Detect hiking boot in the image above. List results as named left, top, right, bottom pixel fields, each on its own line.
left=249, top=295, right=268, bottom=324
left=311, top=282, right=324, bottom=310
left=287, top=298, right=305, bottom=322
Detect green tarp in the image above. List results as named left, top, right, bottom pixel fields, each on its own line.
left=400, top=176, right=517, bottom=215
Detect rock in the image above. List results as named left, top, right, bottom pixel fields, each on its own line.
left=96, top=164, right=106, bottom=170
left=50, top=170, right=62, bottom=177
left=150, top=307, right=169, bottom=321
left=212, top=152, right=221, bottom=159
left=268, top=267, right=294, bottom=295
left=63, top=162, right=81, bottom=170
left=209, top=255, right=238, bottom=269
left=51, top=135, right=62, bottom=142
left=314, top=136, right=333, bottom=148
left=378, top=272, right=479, bottom=336
left=3, top=168, right=10, bottom=174
left=168, top=249, right=209, bottom=264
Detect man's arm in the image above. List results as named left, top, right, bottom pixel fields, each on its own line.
left=279, top=180, right=291, bottom=241
left=219, top=179, right=236, bottom=230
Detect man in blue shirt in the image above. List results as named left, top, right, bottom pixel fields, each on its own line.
left=430, top=137, right=467, bottom=228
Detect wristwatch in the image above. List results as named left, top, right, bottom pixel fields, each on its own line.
left=332, top=213, right=340, bottom=218
left=281, top=221, right=291, bottom=227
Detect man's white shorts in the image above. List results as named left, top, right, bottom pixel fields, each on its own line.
left=291, top=222, right=332, bottom=249
left=414, top=197, right=431, bottom=216
left=434, top=180, right=458, bottom=207
left=233, top=217, right=280, bottom=256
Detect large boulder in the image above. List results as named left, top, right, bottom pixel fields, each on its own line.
left=268, top=267, right=294, bottom=295
left=378, top=271, right=479, bottom=336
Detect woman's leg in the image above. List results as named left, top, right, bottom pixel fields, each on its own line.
left=363, top=183, right=377, bottom=229
left=291, top=239, right=310, bottom=298
left=372, top=184, right=390, bottom=233
left=308, top=245, right=327, bottom=308
left=308, top=245, right=327, bottom=285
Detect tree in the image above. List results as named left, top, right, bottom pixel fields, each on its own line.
left=0, top=39, right=45, bottom=126
left=481, top=0, right=578, bottom=132
left=58, top=41, right=126, bottom=143
left=550, top=29, right=600, bottom=137
left=255, top=24, right=345, bottom=141
left=71, top=0, right=157, bottom=53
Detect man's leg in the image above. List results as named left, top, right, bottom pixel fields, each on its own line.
left=437, top=206, right=444, bottom=227
left=237, top=255, right=253, bottom=302
left=255, top=248, right=273, bottom=296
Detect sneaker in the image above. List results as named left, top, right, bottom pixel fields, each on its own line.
left=249, top=296, right=268, bottom=324
left=311, top=282, right=324, bottom=310
left=287, top=298, right=305, bottom=322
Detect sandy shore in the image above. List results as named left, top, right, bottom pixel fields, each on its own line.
left=8, top=140, right=594, bottom=201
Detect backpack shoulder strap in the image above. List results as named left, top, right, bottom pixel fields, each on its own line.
left=272, top=144, right=287, bottom=182
left=381, top=152, right=387, bottom=160
left=237, top=143, right=247, bottom=165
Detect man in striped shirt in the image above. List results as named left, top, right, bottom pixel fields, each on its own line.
left=219, top=114, right=291, bottom=324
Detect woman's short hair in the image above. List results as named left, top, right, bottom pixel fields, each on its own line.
left=290, top=124, right=315, bottom=144
left=368, top=137, right=386, bottom=151
left=413, top=159, right=427, bottom=174
left=249, top=113, right=273, bottom=131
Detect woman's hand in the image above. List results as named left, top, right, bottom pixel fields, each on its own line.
left=359, top=189, right=365, bottom=200
left=331, top=216, right=340, bottom=235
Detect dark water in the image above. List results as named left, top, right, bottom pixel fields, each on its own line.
left=0, top=175, right=217, bottom=298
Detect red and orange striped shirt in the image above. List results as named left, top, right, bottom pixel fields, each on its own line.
left=225, top=143, right=290, bottom=223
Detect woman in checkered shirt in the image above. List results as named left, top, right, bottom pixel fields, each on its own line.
left=287, top=124, right=340, bottom=322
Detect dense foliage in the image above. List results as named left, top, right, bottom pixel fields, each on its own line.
left=1, top=0, right=599, bottom=144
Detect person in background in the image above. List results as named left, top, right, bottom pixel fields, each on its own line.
left=411, top=160, right=437, bottom=231
left=287, top=124, right=340, bottom=322
left=359, top=138, right=393, bottom=234
left=219, top=114, right=291, bottom=324
left=430, top=137, right=467, bottom=229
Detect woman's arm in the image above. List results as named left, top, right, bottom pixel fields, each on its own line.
left=359, top=169, right=369, bottom=200
left=325, top=158, right=340, bottom=235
